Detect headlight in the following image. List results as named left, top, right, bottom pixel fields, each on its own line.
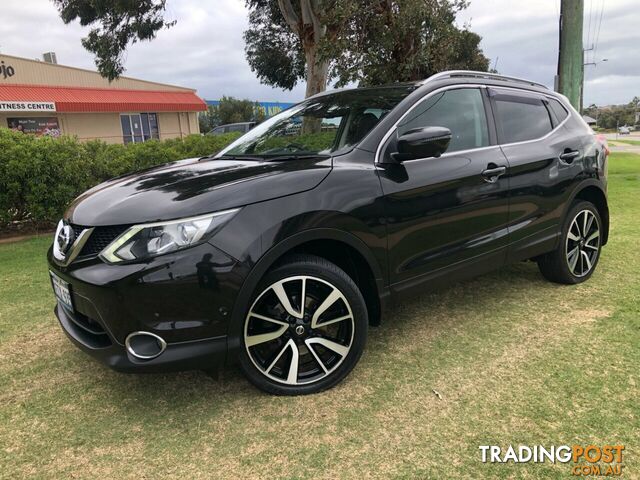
left=99, top=209, right=239, bottom=263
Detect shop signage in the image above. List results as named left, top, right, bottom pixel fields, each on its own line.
left=1, top=60, right=16, bottom=79
left=7, top=117, right=61, bottom=137
left=0, top=101, right=56, bottom=112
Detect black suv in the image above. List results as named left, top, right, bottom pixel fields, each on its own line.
left=48, top=71, right=608, bottom=395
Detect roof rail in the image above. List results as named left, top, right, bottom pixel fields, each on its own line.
left=421, top=70, right=549, bottom=90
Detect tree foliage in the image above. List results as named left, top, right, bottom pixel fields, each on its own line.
left=323, top=0, right=489, bottom=86
left=199, top=97, right=265, bottom=133
left=216, top=96, right=265, bottom=125
left=245, top=0, right=336, bottom=98
left=52, top=0, right=489, bottom=96
left=246, top=0, right=489, bottom=92
left=583, top=97, right=640, bottom=130
left=51, top=0, right=175, bottom=80
left=198, top=106, right=221, bottom=133
left=244, top=0, right=306, bottom=91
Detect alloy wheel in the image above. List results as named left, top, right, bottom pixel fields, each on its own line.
left=565, top=209, right=600, bottom=277
left=244, top=275, right=355, bottom=386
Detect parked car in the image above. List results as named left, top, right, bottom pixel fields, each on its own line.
left=48, top=71, right=609, bottom=395
left=618, top=126, right=630, bottom=135
left=207, top=122, right=256, bottom=135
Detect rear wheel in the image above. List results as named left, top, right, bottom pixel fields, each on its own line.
left=238, top=255, right=368, bottom=395
left=537, top=201, right=602, bottom=284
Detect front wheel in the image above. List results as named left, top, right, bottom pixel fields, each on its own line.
left=238, top=254, right=368, bottom=395
left=537, top=201, right=602, bottom=284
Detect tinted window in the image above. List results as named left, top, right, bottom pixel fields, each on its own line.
left=398, top=88, right=489, bottom=152
left=495, top=97, right=553, bottom=143
left=227, top=124, right=248, bottom=133
left=547, top=98, right=569, bottom=124
left=121, top=113, right=159, bottom=143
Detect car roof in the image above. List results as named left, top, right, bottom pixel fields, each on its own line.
left=308, top=70, right=552, bottom=101
left=354, top=71, right=568, bottom=154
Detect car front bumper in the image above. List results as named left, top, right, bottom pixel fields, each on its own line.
left=48, top=241, right=246, bottom=372
left=55, top=303, right=227, bottom=372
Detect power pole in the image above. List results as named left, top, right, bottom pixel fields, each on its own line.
left=556, top=0, right=584, bottom=112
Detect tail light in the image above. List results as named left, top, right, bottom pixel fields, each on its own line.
left=595, top=134, right=610, bottom=156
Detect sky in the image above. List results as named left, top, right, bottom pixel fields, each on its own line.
left=0, top=0, right=637, bottom=106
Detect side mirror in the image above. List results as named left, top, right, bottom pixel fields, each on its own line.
left=391, top=126, right=452, bottom=162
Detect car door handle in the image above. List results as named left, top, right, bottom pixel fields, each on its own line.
left=559, top=149, right=580, bottom=163
left=481, top=165, right=507, bottom=183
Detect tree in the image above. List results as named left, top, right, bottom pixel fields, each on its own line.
left=245, top=0, right=336, bottom=98
left=198, top=105, right=220, bottom=133
left=243, top=1, right=306, bottom=91
left=216, top=96, right=265, bottom=125
left=583, top=97, right=639, bottom=130
left=51, top=0, right=175, bottom=81
left=323, top=0, right=489, bottom=87
left=245, top=0, right=488, bottom=93
left=53, top=0, right=488, bottom=100
left=199, top=97, right=265, bottom=132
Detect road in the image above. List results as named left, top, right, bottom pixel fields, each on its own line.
left=603, top=131, right=640, bottom=154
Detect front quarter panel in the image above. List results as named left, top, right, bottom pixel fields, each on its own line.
left=211, top=152, right=388, bottom=352
left=211, top=153, right=388, bottom=281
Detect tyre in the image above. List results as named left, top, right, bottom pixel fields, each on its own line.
left=238, top=254, right=368, bottom=395
left=537, top=200, right=602, bottom=284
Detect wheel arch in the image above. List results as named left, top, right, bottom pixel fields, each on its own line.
left=567, top=180, right=609, bottom=245
left=227, top=229, right=388, bottom=357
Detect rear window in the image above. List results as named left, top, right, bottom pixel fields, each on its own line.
left=494, top=96, right=553, bottom=144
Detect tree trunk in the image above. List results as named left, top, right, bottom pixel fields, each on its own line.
left=301, top=42, right=329, bottom=133
left=304, top=45, right=329, bottom=98
left=277, top=0, right=329, bottom=133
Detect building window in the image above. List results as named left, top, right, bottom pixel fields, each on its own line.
left=120, top=113, right=159, bottom=144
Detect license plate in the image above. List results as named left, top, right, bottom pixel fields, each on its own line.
left=50, top=271, right=73, bottom=311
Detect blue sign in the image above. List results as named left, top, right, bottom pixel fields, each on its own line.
left=205, top=100, right=296, bottom=118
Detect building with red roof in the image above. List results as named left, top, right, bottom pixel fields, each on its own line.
left=0, top=53, right=206, bottom=144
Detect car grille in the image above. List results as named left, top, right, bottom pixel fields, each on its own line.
left=60, top=304, right=113, bottom=348
left=70, top=224, right=129, bottom=258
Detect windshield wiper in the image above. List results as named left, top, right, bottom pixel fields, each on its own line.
left=201, top=154, right=264, bottom=162
left=264, top=154, right=331, bottom=162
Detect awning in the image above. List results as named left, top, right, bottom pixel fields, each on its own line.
left=0, top=84, right=207, bottom=113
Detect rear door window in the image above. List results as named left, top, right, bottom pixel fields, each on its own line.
left=494, top=93, right=553, bottom=143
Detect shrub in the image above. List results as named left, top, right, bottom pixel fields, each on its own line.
left=0, top=129, right=240, bottom=226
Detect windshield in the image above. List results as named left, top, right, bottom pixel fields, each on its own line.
left=216, top=85, right=417, bottom=159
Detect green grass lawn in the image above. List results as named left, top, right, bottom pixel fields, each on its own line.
left=1, top=153, right=638, bottom=479
left=614, top=138, right=640, bottom=147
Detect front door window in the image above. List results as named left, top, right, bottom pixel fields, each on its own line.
left=398, top=88, right=490, bottom=153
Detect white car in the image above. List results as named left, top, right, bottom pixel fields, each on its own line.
left=618, top=126, right=631, bottom=135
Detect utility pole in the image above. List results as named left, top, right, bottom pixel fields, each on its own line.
left=557, top=0, right=584, bottom=112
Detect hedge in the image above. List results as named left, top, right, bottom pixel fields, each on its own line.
left=0, top=129, right=240, bottom=226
